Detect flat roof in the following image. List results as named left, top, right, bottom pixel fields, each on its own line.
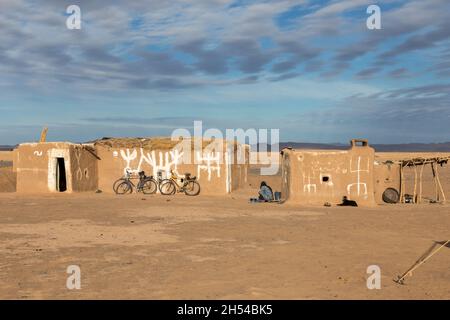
left=281, top=147, right=349, bottom=154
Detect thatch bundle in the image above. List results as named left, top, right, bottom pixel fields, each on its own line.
left=92, top=137, right=180, bottom=150
left=90, top=137, right=242, bottom=151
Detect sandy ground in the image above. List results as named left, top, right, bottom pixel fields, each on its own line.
left=0, top=167, right=16, bottom=193
left=0, top=186, right=449, bottom=299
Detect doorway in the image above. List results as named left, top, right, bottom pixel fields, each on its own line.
left=56, top=157, right=67, bottom=192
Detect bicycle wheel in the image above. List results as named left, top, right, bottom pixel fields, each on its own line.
left=142, top=178, right=158, bottom=194
left=115, top=181, right=132, bottom=195
left=159, top=179, right=176, bottom=195
left=113, top=178, right=126, bottom=193
left=184, top=180, right=200, bottom=196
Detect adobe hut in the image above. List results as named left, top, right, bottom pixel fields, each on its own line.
left=280, top=139, right=376, bottom=206
left=93, top=137, right=249, bottom=195
left=15, top=142, right=98, bottom=193
left=281, top=140, right=450, bottom=206
left=13, top=137, right=249, bottom=195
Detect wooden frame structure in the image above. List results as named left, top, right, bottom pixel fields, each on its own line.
left=392, top=157, right=449, bottom=204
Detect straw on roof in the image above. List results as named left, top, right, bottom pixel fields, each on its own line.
left=92, top=137, right=179, bottom=150
left=90, top=137, right=244, bottom=151
left=383, top=156, right=450, bottom=167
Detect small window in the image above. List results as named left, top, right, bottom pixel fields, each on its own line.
left=322, top=176, right=330, bottom=182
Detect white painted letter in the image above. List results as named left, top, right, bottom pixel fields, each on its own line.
left=66, top=265, right=81, bottom=289
left=366, top=265, right=381, bottom=289
left=66, top=5, right=81, bottom=30
left=259, top=129, right=280, bottom=176
left=171, top=128, right=192, bottom=165
left=366, top=5, right=381, bottom=30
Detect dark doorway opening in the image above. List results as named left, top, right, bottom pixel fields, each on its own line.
left=56, top=157, right=67, bottom=192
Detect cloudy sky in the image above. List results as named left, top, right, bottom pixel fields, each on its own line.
left=0, top=0, right=449, bottom=144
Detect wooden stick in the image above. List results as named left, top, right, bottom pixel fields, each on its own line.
left=399, top=164, right=404, bottom=203
left=431, top=162, right=439, bottom=201
left=395, top=240, right=450, bottom=284
left=435, top=164, right=446, bottom=203
left=413, top=164, right=417, bottom=204
left=418, top=164, right=424, bottom=204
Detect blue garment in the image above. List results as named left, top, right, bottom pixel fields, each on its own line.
left=259, top=185, right=273, bottom=201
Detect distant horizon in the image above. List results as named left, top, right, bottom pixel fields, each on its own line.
left=2, top=138, right=450, bottom=150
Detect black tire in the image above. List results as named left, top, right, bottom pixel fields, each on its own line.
left=141, top=178, right=158, bottom=194
left=113, top=178, right=126, bottom=193
left=115, top=181, right=132, bottom=195
left=184, top=180, right=200, bottom=196
left=382, top=187, right=400, bottom=204
left=159, top=179, right=176, bottom=195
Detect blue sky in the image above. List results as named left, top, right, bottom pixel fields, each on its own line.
left=0, top=0, right=449, bottom=144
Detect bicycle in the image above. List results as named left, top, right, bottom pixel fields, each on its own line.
left=113, top=170, right=158, bottom=195
left=159, top=170, right=200, bottom=196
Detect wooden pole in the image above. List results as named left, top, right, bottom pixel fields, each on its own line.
left=39, top=127, right=48, bottom=143
left=434, top=164, right=446, bottom=203
left=395, top=240, right=450, bottom=285
left=431, top=162, right=438, bottom=202
left=418, top=164, right=424, bottom=204
left=413, top=164, right=417, bottom=204
left=399, top=164, right=404, bottom=203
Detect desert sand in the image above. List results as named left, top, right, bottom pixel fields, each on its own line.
left=0, top=180, right=449, bottom=299
left=0, top=153, right=449, bottom=299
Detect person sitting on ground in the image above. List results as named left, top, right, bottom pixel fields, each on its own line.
left=258, top=181, right=274, bottom=202
left=338, top=196, right=358, bottom=207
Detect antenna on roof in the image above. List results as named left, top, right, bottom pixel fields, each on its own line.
left=39, top=127, right=48, bottom=143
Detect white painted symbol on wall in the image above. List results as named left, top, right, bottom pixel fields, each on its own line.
left=347, top=156, right=369, bottom=196
left=120, top=149, right=138, bottom=174
left=34, top=151, right=43, bottom=157
left=74, top=148, right=88, bottom=181
left=140, top=149, right=184, bottom=178
left=118, top=148, right=184, bottom=178
left=225, top=150, right=231, bottom=193
left=196, top=152, right=221, bottom=181
left=303, top=173, right=317, bottom=193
